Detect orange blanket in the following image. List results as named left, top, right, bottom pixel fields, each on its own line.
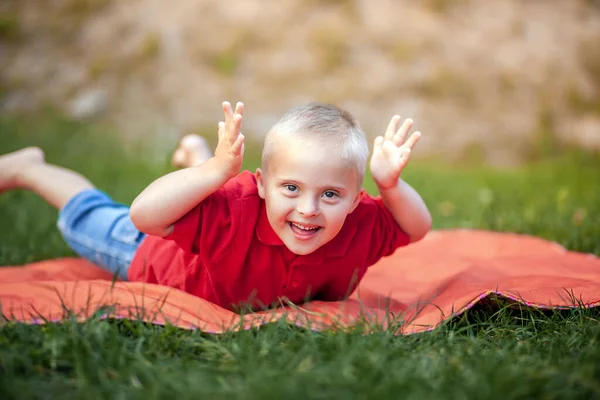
left=1, top=229, right=599, bottom=334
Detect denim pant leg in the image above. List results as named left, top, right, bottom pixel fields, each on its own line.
left=57, top=189, right=146, bottom=280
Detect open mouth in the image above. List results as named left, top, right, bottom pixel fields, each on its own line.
left=288, top=221, right=322, bottom=239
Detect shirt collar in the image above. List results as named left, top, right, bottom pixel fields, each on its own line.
left=256, top=200, right=357, bottom=258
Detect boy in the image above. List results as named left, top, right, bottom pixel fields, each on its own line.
left=0, top=102, right=431, bottom=311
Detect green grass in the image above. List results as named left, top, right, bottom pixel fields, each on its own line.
left=1, top=112, right=599, bottom=399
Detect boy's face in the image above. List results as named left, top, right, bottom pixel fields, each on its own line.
left=256, top=136, right=363, bottom=255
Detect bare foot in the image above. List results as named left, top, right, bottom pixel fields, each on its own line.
left=171, top=134, right=213, bottom=168
left=0, top=147, right=45, bottom=192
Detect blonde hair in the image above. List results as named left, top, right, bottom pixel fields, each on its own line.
left=261, top=102, right=369, bottom=184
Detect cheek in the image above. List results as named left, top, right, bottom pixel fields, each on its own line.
left=323, top=202, right=354, bottom=227
left=265, top=192, right=295, bottom=221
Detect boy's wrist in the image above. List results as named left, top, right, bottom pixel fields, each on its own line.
left=208, top=156, right=240, bottom=182
left=375, top=177, right=400, bottom=193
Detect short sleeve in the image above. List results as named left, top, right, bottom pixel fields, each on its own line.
left=163, top=173, right=251, bottom=260
left=364, top=196, right=410, bottom=266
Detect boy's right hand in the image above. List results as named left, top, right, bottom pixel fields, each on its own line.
left=130, top=100, right=245, bottom=237
left=214, top=101, right=245, bottom=179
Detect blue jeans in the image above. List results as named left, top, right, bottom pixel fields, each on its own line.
left=57, top=189, right=146, bottom=280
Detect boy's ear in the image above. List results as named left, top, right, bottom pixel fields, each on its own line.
left=255, top=168, right=266, bottom=199
left=349, top=189, right=365, bottom=214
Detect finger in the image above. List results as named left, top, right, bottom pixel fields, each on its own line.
left=234, top=101, right=244, bottom=116
left=228, top=113, right=243, bottom=143
left=398, top=148, right=412, bottom=169
left=393, top=118, right=413, bottom=147
left=223, top=101, right=233, bottom=132
left=382, top=140, right=401, bottom=170
left=231, top=133, right=245, bottom=156
left=385, top=115, right=401, bottom=142
left=402, top=131, right=421, bottom=150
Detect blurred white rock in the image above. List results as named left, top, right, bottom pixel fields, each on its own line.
left=68, top=89, right=107, bottom=120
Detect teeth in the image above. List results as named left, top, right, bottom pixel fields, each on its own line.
left=291, top=222, right=319, bottom=231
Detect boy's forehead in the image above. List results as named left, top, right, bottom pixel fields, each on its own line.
left=268, top=131, right=319, bottom=149
left=267, top=135, right=343, bottom=164
left=265, top=140, right=357, bottom=185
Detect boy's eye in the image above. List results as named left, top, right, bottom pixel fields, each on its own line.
left=323, top=190, right=338, bottom=199
left=285, top=184, right=298, bottom=192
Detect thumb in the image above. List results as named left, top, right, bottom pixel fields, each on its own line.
left=231, top=133, right=245, bottom=156
left=217, top=121, right=225, bottom=142
left=372, top=136, right=384, bottom=155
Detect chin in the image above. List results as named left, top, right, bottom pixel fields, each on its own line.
left=286, top=246, right=317, bottom=256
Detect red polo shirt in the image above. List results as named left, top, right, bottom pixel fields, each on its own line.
left=128, top=171, right=410, bottom=311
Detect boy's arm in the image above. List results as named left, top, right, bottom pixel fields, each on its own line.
left=378, top=179, right=431, bottom=243
left=370, top=116, right=432, bottom=243
left=130, top=101, right=245, bottom=238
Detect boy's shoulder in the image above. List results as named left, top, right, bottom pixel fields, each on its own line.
left=353, top=191, right=384, bottom=215
left=220, top=170, right=260, bottom=200
left=345, top=191, right=399, bottom=227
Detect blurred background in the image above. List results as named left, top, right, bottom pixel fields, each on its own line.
left=1, top=0, right=600, bottom=166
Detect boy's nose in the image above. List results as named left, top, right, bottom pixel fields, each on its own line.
left=297, top=197, right=319, bottom=217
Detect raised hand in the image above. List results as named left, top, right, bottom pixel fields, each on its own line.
left=370, top=115, right=421, bottom=190
left=214, top=101, right=245, bottom=179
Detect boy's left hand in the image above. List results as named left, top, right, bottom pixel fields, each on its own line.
left=370, top=116, right=421, bottom=190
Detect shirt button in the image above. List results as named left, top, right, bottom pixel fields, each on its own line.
left=290, top=281, right=300, bottom=288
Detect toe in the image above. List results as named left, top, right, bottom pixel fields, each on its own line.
left=170, top=148, right=187, bottom=168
